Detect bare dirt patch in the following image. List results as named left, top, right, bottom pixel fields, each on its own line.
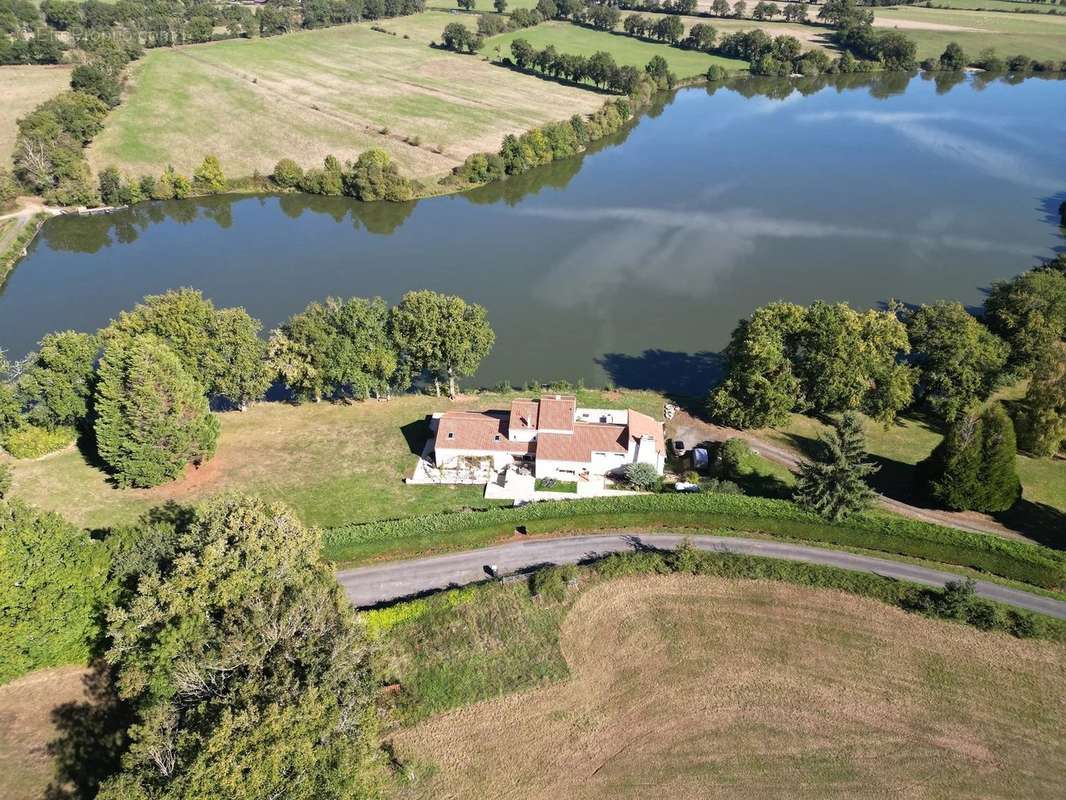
left=0, top=666, right=88, bottom=800
left=390, top=576, right=1066, bottom=799
left=871, top=17, right=987, bottom=32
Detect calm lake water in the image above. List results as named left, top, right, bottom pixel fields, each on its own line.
left=3, top=72, right=1065, bottom=394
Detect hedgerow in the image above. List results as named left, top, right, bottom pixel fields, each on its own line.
left=323, top=494, right=1066, bottom=589
left=1, top=424, right=76, bottom=459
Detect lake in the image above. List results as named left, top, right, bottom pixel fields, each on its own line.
left=3, top=72, right=1064, bottom=395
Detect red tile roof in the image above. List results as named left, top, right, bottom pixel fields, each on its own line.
left=435, top=412, right=532, bottom=454
left=538, top=395, right=576, bottom=432
left=626, top=409, right=665, bottom=454
left=537, top=423, right=627, bottom=462
left=508, top=399, right=539, bottom=432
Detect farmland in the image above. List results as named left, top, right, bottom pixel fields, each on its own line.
left=387, top=575, right=1066, bottom=799
left=87, top=12, right=603, bottom=183
left=0, top=64, right=72, bottom=168
left=480, top=19, right=748, bottom=76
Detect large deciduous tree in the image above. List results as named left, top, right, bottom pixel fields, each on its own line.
left=268, top=296, right=398, bottom=401
left=18, top=330, right=99, bottom=429
left=906, top=301, right=1008, bottom=422
left=983, top=267, right=1066, bottom=375
left=105, top=289, right=270, bottom=408
left=0, top=500, right=109, bottom=683
left=793, top=412, right=879, bottom=521
left=1014, top=342, right=1066, bottom=458
left=390, top=290, right=495, bottom=397
left=93, top=495, right=380, bottom=800
left=94, top=335, right=219, bottom=488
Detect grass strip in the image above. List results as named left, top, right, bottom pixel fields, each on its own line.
left=325, top=494, right=1066, bottom=589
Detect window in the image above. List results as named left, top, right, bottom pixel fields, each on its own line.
left=447, top=432, right=454, bottom=439
left=494, top=434, right=501, bottom=441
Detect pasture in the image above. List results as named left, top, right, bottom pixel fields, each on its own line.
left=479, top=20, right=748, bottom=76
left=0, top=64, right=72, bottom=167
left=87, top=12, right=603, bottom=182
left=388, top=575, right=1066, bottom=799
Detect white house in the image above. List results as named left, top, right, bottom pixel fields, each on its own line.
left=431, top=395, right=665, bottom=481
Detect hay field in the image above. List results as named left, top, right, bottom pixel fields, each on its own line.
left=0, top=64, right=72, bottom=167
left=390, top=575, right=1066, bottom=799
left=87, top=13, right=604, bottom=182
left=872, top=6, right=1066, bottom=60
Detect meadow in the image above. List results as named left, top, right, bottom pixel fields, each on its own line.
left=872, top=5, right=1066, bottom=60
left=479, top=20, right=748, bottom=76
left=0, top=64, right=72, bottom=167
left=87, top=12, right=603, bottom=182
left=387, top=574, right=1066, bottom=799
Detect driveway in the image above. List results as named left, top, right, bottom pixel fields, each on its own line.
left=337, top=533, right=1066, bottom=619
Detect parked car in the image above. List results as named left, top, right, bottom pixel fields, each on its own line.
left=672, top=439, right=686, bottom=456
left=674, top=482, right=700, bottom=493
left=691, top=447, right=709, bottom=471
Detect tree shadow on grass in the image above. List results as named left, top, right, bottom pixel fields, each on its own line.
left=596, top=349, right=726, bottom=416
left=994, top=500, right=1066, bottom=551
left=45, top=660, right=131, bottom=800
left=732, top=470, right=794, bottom=501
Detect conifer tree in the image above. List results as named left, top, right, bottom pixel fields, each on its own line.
left=94, top=335, right=219, bottom=488
left=794, top=412, right=879, bottom=521
left=917, top=403, right=1021, bottom=512
left=1015, top=342, right=1066, bottom=457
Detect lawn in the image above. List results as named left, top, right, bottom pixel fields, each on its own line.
left=0, top=64, right=72, bottom=167
left=386, top=574, right=1066, bottom=799
left=926, top=0, right=1066, bottom=12
left=760, top=409, right=1066, bottom=517
left=534, top=477, right=578, bottom=492
left=88, top=12, right=603, bottom=182
left=5, top=388, right=666, bottom=530
left=480, top=20, right=748, bottom=77
left=872, top=5, right=1066, bottom=61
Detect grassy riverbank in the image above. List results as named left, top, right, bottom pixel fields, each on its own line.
left=0, top=64, right=72, bottom=169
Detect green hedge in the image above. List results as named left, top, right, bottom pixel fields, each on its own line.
left=2, top=424, right=76, bottom=459
left=324, top=494, right=1066, bottom=590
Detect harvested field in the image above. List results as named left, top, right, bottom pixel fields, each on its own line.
left=0, top=666, right=89, bottom=800
left=0, top=64, right=72, bottom=167
left=390, top=576, right=1066, bottom=799
left=88, top=13, right=604, bottom=182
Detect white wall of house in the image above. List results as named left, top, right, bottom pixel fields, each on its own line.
left=575, top=408, right=629, bottom=425
left=508, top=428, right=536, bottom=444
left=535, top=458, right=587, bottom=480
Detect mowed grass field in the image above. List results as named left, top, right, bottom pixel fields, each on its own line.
left=872, top=5, right=1066, bottom=60
left=0, top=64, right=72, bottom=167
left=88, top=12, right=603, bottom=182
left=480, top=20, right=748, bottom=76
left=388, top=575, right=1066, bottom=799
left=4, top=389, right=665, bottom=530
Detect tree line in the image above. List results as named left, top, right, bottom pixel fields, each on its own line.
left=505, top=36, right=676, bottom=92
left=710, top=253, right=1066, bottom=513
left=2, top=0, right=426, bottom=64
left=450, top=97, right=634, bottom=185
left=0, top=288, right=495, bottom=488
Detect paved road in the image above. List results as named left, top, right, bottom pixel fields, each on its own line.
left=336, top=533, right=1066, bottom=619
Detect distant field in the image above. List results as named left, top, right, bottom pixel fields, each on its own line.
left=926, top=0, right=1066, bottom=11
left=389, top=575, right=1066, bottom=799
left=480, top=20, right=748, bottom=77
left=873, top=6, right=1066, bottom=60
left=88, top=13, right=603, bottom=182
left=0, top=64, right=72, bottom=166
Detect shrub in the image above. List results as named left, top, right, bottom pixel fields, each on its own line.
left=0, top=501, right=109, bottom=683
left=193, top=154, right=227, bottom=194
left=716, top=437, right=749, bottom=477
left=529, top=563, right=579, bottom=601
left=623, top=462, right=660, bottom=491
left=1, top=424, right=76, bottom=458
left=272, top=158, right=304, bottom=189
left=0, top=461, right=10, bottom=498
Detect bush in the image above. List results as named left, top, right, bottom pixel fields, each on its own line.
left=193, top=155, right=227, bottom=194
left=0, top=461, right=10, bottom=497
left=716, top=437, right=748, bottom=477
left=0, top=501, right=109, bottom=683
left=1, top=424, right=76, bottom=458
left=323, top=493, right=1066, bottom=589
left=623, top=461, right=660, bottom=491
left=272, top=158, right=304, bottom=189
left=529, top=563, right=579, bottom=601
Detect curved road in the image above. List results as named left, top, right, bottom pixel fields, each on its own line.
left=336, top=533, right=1066, bottom=619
